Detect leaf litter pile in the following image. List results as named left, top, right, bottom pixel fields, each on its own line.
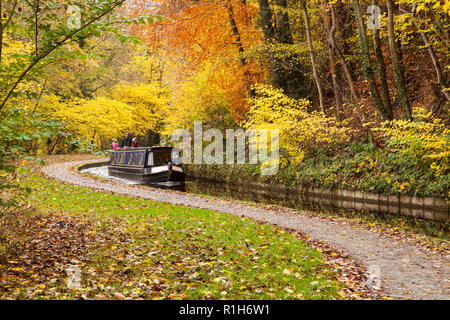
left=1, top=173, right=380, bottom=299
left=0, top=211, right=93, bottom=298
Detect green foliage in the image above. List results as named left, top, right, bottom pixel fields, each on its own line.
left=187, top=133, right=449, bottom=198
left=0, top=109, right=62, bottom=209
left=189, top=101, right=449, bottom=198
left=0, top=0, right=133, bottom=111
left=0, top=0, right=161, bottom=210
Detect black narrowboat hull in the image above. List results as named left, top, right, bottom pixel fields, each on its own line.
left=108, top=147, right=185, bottom=185
left=108, top=165, right=185, bottom=184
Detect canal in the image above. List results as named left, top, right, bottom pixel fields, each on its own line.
left=79, top=164, right=317, bottom=211
left=79, top=163, right=449, bottom=222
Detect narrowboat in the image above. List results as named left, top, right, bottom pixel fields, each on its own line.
left=108, top=147, right=185, bottom=184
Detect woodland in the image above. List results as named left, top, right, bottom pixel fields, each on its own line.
left=0, top=0, right=449, bottom=301
left=1, top=0, right=449, bottom=200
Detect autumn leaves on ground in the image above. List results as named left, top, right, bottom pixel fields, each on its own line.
left=1, top=161, right=349, bottom=300
left=0, top=0, right=449, bottom=301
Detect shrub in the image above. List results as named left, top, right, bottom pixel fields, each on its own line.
left=0, top=109, right=61, bottom=210
left=242, top=84, right=352, bottom=166
left=376, top=107, right=449, bottom=178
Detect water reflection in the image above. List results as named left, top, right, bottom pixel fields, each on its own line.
left=79, top=166, right=139, bottom=185
left=184, top=179, right=312, bottom=211
left=80, top=164, right=448, bottom=222
left=80, top=165, right=315, bottom=211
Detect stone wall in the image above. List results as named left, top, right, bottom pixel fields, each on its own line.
left=221, top=179, right=449, bottom=222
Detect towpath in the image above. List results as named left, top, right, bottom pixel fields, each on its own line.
left=42, top=159, right=450, bottom=299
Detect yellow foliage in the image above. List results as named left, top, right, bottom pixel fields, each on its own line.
left=376, top=107, right=449, bottom=177
left=112, top=82, right=168, bottom=134
left=54, top=97, right=134, bottom=142
left=1, top=33, right=36, bottom=104
left=1, top=33, right=33, bottom=65
left=242, top=84, right=352, bottom=166
left=162, top=62, right=235, bottom=135
left=118, top=46, right=165, bottom=83
left=36, top=81, right=168, bottom=147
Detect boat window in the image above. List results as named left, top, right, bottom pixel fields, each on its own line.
left=164, top=151, right=171, bottom=163
left=150, top=150, right=173, bottom=166
left=154, top=152, right=162, bottom=166
left=147, top=152, right=154, bottom=166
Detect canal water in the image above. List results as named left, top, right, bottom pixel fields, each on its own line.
left=80, top=165, right=316, bottom=211
left=79, top=164, right=449, bottom=222
left=80, top=165, right=140, bottom=185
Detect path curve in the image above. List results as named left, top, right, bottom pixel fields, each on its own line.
left=42, top=159, right=450, bottom=300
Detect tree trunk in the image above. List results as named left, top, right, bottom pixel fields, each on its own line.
left=386, top=0, right=412, bottom=119
left=47, top=137, right=61, bottom=155
left=301, top=0, right=325, bottom=112
left=227, top=0, right=255, bottom=97
left=257, top=0, right=281, bottom=87
left=276, top=0, right=308, bottom=98
left=258, top=0, right=307, bottom=98
left=0, top=0, right=3, bottom=64
left=329, top=3, right=359, bottom=103
left=329, top=44, right=342, bottom=118
left=418, top=32, right=450, bottom=103
left=227, top=0, right=247, bottom=66
left=321, top=1, right=342, bottom=117
left=372, top=24, right=393, bottom=118
left=352, top=0, right=392, bottom=120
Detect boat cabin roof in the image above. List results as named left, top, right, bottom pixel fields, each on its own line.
left=112, top=146, right=173, bottom=152
left=109, top=146, right=176, bottom=168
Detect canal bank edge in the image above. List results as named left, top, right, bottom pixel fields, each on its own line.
left=75, top=160, right=449, bottom=223
left=185, top=169, right=449, bottom=223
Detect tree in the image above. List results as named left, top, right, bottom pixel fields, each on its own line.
left=352, top=0, right=392, bottom=120
left=301, top=0, right=325, bottom=112
left=398, top=3, right=450, bottom=104
left=257, top=0, right=282, bottom=89
left=0, top=0, right=131, bottom=112
left=371, top=0, right=393, bottom=118
left=322, top=1, right=359, bottom=104
left=386, top=0, right=412, bottom=119
left=0, top=0, right=158, bottom=209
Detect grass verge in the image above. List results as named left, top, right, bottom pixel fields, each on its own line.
left=1, top=173, right=346, bottom=300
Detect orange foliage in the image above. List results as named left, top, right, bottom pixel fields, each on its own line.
left=125, top=0, right=266, bottom=122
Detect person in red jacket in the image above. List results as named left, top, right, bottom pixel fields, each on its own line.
left=112, top=139, right=120, bottom=150
left=131, top=137, right=138, bottom=148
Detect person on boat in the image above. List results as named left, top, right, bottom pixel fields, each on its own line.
left=131, top=137, right=138, bottom=148
left=120, top=132, right=132, bottom=148
left=111, top=139, right=120, bottom=150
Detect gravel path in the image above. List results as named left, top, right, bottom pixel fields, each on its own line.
left=42, top=159, right=450, bottom=300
